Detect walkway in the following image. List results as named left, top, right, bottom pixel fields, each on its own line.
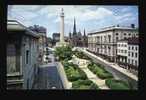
left=72, top=55, right=109, bottom=90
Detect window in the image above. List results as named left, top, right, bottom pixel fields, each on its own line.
left=132, top=46, right=134, bottom=50
left=116, top=37, right=118, bottom=41
left=116, top=33, right=118, bottom=35
left=128, top=52, right=130, bottom=56
left=108, top=35, right=111, bottom=43
left=118, top=44, right=120, bottom=47
left=118, top=49, right=120, bottom=53
left=135, top=60, right=137, bottom=66
left=104, top=36, right=106, bottom=42
left=129, top=33, right=131, bottom=36
left=27, top=79, right=29, bottom=89
left=124, top=33, right=126, bottom=35
left=101, top=36, right=102, bottom=43
left=129, top=46, right=130, bottom=50
left=7, top=44, right=17, bottom=74
left=132, top=52, right=134, bottom=57
left=132, top=60, right=134, bottom=65
left=135, top=47, right=138, bottom=50
left=128, top=59, right=130, bottom=63
left=135, top=53, right=138, bottom=58
left=125, top=50, right=127, bottom=53
left=26, top=50, right=29, bottom=64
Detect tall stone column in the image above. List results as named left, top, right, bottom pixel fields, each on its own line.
left=60, top=8, right=64, bottom=43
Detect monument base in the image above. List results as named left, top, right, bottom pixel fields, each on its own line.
left=55, top=42, right=69, bottom=47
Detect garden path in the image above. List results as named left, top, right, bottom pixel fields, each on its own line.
left=73, top=55, right=109, bottom=90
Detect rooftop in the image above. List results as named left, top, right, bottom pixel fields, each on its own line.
left=7, top=20, right=39, bottom=38
left=88, top=25, right=138, bottom=35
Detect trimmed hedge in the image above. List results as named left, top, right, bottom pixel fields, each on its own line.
left=72, top=79, right=99, bottom=89
left=90, top=83, right=100, bottom=89
left=74, top=50, right=91, bottom=60
left=87, top=62, right=113, bottom=79
left=62, top=61, right=87, bottom=82
left=62, top=60, right=99, bottom=89
left=105, top=78, right=130, bottom=90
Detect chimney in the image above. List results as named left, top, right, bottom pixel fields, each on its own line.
left=131, top=24, right=135, bottom=28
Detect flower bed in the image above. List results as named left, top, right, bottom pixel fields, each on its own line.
left=87, top=62, right=113, bottom=79
left=105, top=78, right=130, bottom=90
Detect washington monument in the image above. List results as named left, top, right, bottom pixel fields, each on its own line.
left=60, top=8, right=65, bottom=43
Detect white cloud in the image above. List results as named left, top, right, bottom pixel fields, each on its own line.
left=52, top=6, right=113, bottom=26
left=119, top=17, right=136, bottom=23
left=81, top=7, right=113, bottom=21
left=7, top=5, right=138, bottom=37
left=9, top=5, right=41, bottom=12
left=115, top=13, right=133, bottom=20
left=8, top=6, right=39, bottom=21
left=8, top=5, right=114, bottom=24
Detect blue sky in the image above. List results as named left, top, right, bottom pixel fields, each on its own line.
left=8, top=5, right=138, bottom=38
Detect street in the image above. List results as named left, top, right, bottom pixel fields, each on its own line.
left=33, top=53, right=64, bottom=89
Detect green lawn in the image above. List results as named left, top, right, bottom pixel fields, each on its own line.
left=72, top=79, right=99, bottom=89
left=105, top=78, right=130, bottom=90
left=73, top=50, right=91, bottom=60
left=62, top=60, right=99, bottom=89
left=62, top=60, right=87, bottom=82
left=87, top=62, right=113, bottom=79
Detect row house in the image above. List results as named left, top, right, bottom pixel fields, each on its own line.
left=117, top=37, right=139, bottom=75
left=88, top=24, right=138, bottom=62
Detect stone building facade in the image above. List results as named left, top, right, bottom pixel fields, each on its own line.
left=7, top=20, right=39, bottom=89
left=52, top=33, right=60, bottom=46
left=117, top=37, right=139, bottom=75
left=88, top=25, right=138, bottom=62
left=28, top=25, right=47, bottom=64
